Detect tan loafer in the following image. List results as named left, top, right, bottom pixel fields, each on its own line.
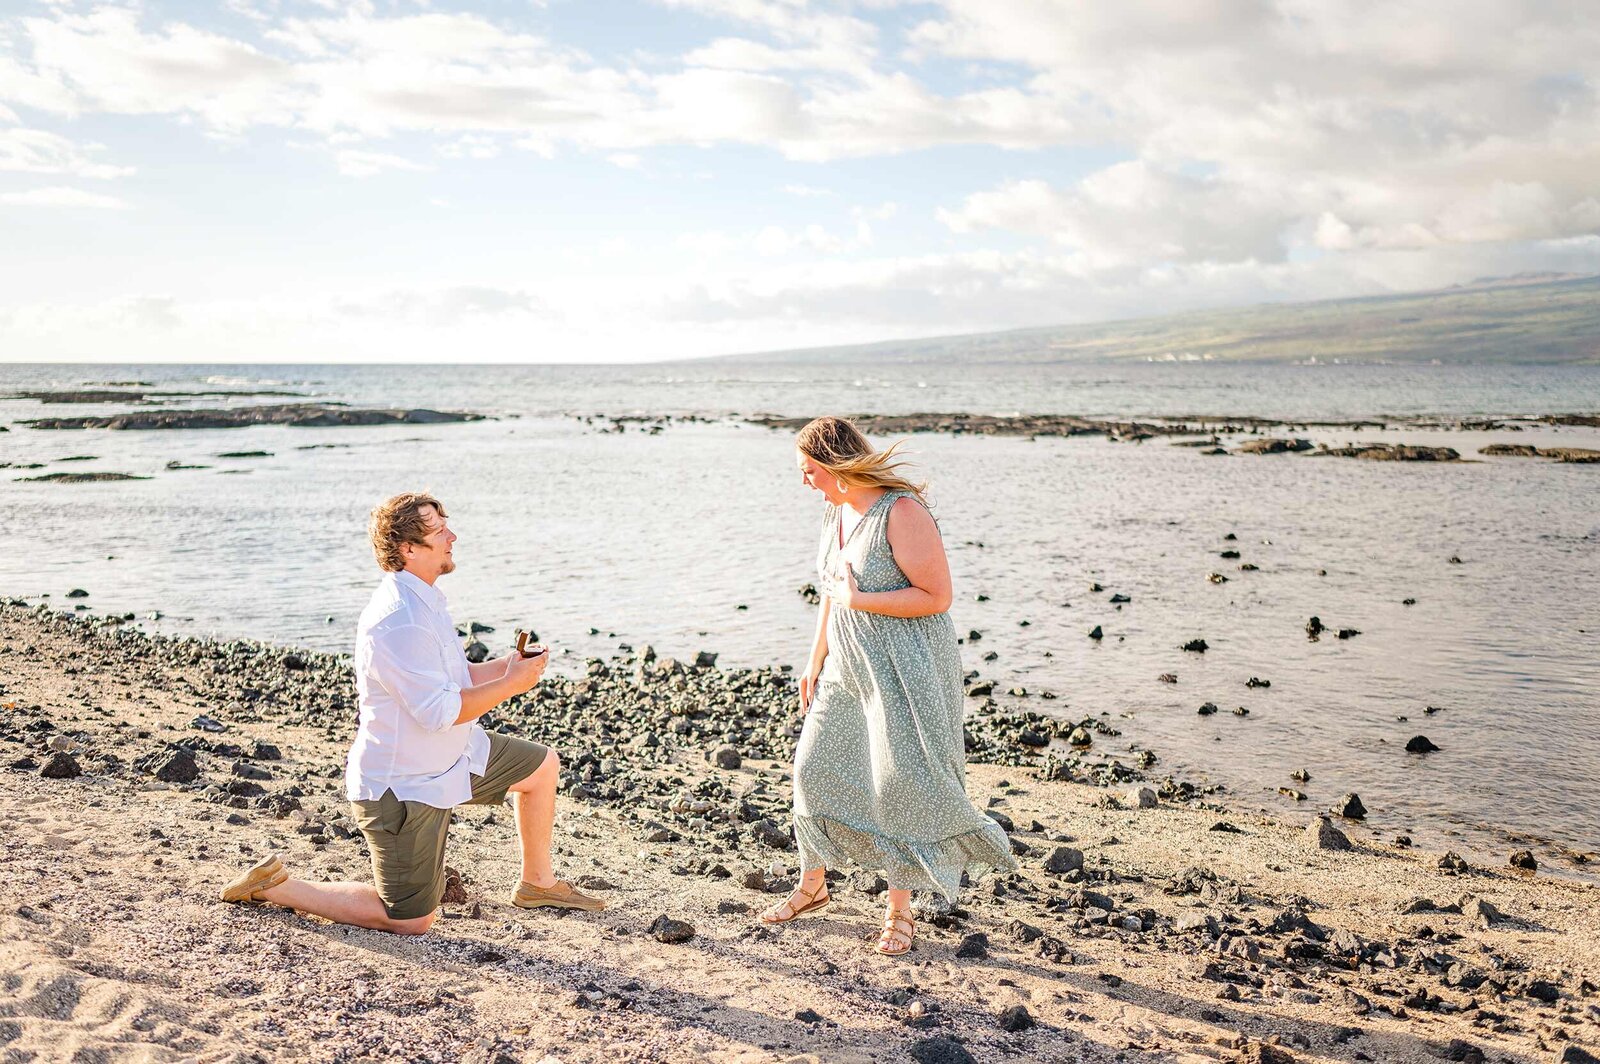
left=512, top=879, right=606, bottom=912
left=221, top=854, right=288, bottom=904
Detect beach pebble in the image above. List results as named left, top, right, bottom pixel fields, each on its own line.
left=1125, top=786, right=1158, bottom=809
left=953, top=932, right=989, bottom=959
left=1044, top=846, right=1085, bottom=874
left=1334, top=793, right=1367, bottom=820
left=1439, top=851, right=1469, bottom=873
left=908, top=1036, right=978, bottom=1064
left=1469, top=897, right=1508, bottom=925
left=1307, top=816, right=1351, bottom=851
left=40, top=751, right=81, bottom=779
left=709, top=744, right=742, bottom=770
left=749, top=819, right=792, bottom=850
left=1554, top=1047, right=1600, bottom=1064
left=648, top=915, right=695, bottom=944
left=995, top=1004, right=1034, bottom=1031
left=1509, top=849, right=1537, bottom=871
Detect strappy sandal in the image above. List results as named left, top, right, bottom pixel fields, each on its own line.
left=876, top=908, right=915, bottom=957
left=760, top=879, right=831, bottom=924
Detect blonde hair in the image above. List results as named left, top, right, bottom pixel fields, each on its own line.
left=796, top=416, right=928, bottom=504
left=369, top=492, right=446, bottom=572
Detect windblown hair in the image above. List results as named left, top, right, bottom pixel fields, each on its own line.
left=796, top=416, right=928, bottom=504
left=369, top=491, right=446, bottom=572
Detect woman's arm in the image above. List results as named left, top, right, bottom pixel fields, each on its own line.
left=836, top=497, right=953, bottom=618
left=800, top=595, right=831, bottom=712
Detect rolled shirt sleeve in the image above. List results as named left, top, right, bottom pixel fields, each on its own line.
left=369, top=623, right=463, bottom=734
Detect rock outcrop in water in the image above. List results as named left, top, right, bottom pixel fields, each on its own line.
left=749, top=413, right=1198, bottom=440
left=1313, top=443, right=1460, bottom=461
left=21, top=404, right=486, bottom=430
left=1480, top=444, right=1600, bottom=463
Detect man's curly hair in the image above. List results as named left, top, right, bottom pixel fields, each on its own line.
left=369, top=492, right=446, bottom=572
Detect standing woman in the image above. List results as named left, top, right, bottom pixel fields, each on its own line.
left=762, top=416, right=1016, bottom=956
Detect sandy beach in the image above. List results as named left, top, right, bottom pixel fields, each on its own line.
left=2, top=599, right=1597, bottom=1064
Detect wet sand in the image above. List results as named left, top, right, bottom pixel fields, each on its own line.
left=2, top=601, right=1597, bottom=1064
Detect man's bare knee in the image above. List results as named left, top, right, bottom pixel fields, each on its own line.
left=509, top=750, right=559, bottom=794
left=385, top=911, right=436, bottom=935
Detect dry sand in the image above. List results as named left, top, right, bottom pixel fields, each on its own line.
left=1, top=602, right=1597, bottom=1064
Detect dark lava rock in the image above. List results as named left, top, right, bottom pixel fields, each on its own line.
left=135, top=747, right=200, bottom=783
left=1008, top=919, right=1044, bottom=943
left=1066, top=726, right=1092, bottom=747
left=250, top=741, right=282, bottom=761
left=1238, top=437, right=1312, bottom=455
left=1158, top=673, right=1177, bottom=683
left=1307, top=816, right=1351, bottom=851
left=1555, top=1047, right=1600, bottom=1064
left=996, top=1004, right=1034, bottom=1032
left=65, top=588, right=89, bottom=598
left=984, top=809, right=1014, bottom=832
left=24, top=404, right=483, bottom=431
left=1334, top=793, right=1367, bottom=820
left=1305, top=616, right=1324, bottom=637
left=1044, top=846, right=1085, bottom=874
left=190, top=714, right=227, bottom=733
left=750, top=819, right=793, bottom=850
left=1245, top=677, right=1271, bottom=688
left=1016, top=729, right=1050, bottom=748
left=231, top=760, right=272, bottom=781
left=1088, top=625, right=1103, bottom=640
left=1336, top=628, right=1360, bottom=639
left=965, top=680, right=994, bottom=697
left=1439, top=851, right=1469, bottom=873
left=908, top=1036, right=978, bottom=1064
left=1197, top=702, right=1218, bottom=716
left=794, top=1008, right=824, bottom=1024
left=1523, top=980, right=1559, bottom=1004
left=649, top=915, right=696, bottom=944
left=1406, top=735, right=1440, bottom=753
left=40, top=752, right=81, bottom=779
left=954, top=932, right=989, bottom=959
left=1509, top=849, right=1538, bottom=871
left=1180, top=639, right=1208, bottom=653
left=710, top=744, right=742, bottom=770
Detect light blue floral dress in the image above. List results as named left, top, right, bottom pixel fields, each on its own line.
left=792, top=489, right=1017, bottom=900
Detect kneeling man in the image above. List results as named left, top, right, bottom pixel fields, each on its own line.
left=221, top=491, right=604, bottom=932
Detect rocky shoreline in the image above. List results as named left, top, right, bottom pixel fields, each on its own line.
left=2, top=600, right=1597, bottom=1064
left=19, top=404, right=484, bottom=431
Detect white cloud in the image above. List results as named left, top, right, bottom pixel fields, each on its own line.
left=334, top=148, right=429, bottom=177
left=0, top=184, right=127, bottom=208
left=0, top=125, right=133, bottom=178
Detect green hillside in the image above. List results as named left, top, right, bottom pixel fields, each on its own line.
left=721, top=274, right=1600, bottom=365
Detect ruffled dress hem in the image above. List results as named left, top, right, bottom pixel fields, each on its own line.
left=794, top=811, right=1018, bottom=903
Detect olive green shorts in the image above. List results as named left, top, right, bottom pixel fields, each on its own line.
left=351, top=731, right=549, bottom=921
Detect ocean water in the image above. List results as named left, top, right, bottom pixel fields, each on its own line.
left=3, top=361, right=1598, bottom=870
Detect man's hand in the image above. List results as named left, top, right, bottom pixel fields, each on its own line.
left=504, top=647, right=548, bottom=694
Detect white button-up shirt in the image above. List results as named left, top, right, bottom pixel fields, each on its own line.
left=345, top=570, right=490, bottom=808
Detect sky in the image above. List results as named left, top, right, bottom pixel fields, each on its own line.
left=1, top=0, right=1598, bottom=363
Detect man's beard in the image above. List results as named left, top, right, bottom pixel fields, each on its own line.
left=439, top=557, right=456, bottom=575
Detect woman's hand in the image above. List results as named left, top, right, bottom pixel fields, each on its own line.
left=799, top=656, right=825, bottom=715
left=830, top=561, right=862, bottom=610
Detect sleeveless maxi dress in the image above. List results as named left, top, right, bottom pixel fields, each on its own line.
left=791, top=489, right=1017, bottom=901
